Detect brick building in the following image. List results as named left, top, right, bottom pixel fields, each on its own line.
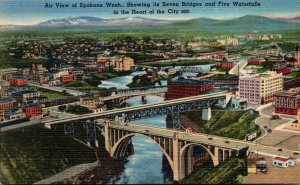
left=60, top=75, right=76, bottom=84
left=274, top=89, right=300, bottom=115
left=9, top=76, right=28, bottom=86
left=216, top=61, right=236, bottom=69
left=166, top=79, right=215, bottom=100
left=22, top=104, right=43, bottom=118
left=212, top=78, right=239, bottom=86
left=272, top=65, right=292, bottom=75
left=0, top=98, right=16, bottom=110
left=12, top=90, right=41, bottom=103
left=97, top=55, right=134, bottom=72
left=248, top=57, right=265, bottom=65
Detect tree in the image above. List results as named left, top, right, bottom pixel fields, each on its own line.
left=58, top=105, right=66, bottom=112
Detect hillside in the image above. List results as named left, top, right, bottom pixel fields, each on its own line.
left=180, top=157, right=246, bottom=184
left=183, top=110, right=260, bottom=140
left=1, top=15, right=299, bottom=34
left=169, top=15, right=300, bottom=33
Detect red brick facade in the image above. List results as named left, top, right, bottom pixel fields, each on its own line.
left=166, top=79, right=215, bottom=100
left=0, top=98, right=15, bottom=110
left=273, top=68, right=292, bottom=75
left=216, top=61, right=236, bottom=69
left=248, top=58, right=265, bottom=65
left=23, top=106, right=43, bottom=118
left=60, top=75, right=76, bottom=83
left=274, top=93, right=300, bottom=115
left=9, top=77, right=28, bottom=86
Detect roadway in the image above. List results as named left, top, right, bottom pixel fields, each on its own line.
left=102, top=90, right=166, bottom=101
left=100, top=121, right=300, bottom=159
left=29, top=83, right=86, bottom=96
left=255, top=103, right=300, bottom=151
left=229, top=60, right=248, bottom=75
left=0, top=111, right=76, bottom=132
left=42, top=92, right=230, bottom=126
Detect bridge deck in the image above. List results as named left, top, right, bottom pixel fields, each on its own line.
left=100, top=121, right=300, bottom=160
left=43, top=92, right=229, bottom=125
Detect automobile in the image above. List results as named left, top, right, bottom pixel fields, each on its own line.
left=208, top=137, right=213, bottom=140
left=145, top=130, right=150, bottom=133
left=271, top=115, right=280, bottom=120
left=278, top=148, right=283, bottom=152
left=266, top=128, right=272, bottom=133
left=293, top=152, right=299, bottom=155
left=256, top=158, right=268, bottom=174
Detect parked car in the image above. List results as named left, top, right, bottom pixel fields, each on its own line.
left=266, top=128, right=272, bottom=133
left=271, top=115, right=280, bottom=120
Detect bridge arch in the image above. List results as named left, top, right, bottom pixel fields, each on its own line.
left=180, top=143, right=218, bottom=167
left=110, top=133, right=174, bottom=171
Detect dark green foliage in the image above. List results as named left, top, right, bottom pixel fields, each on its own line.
left=184, top=110, right=260, bottom=140
left=180, top=158, right=246, bottom=184
left=66, top=105, right=92, bottom=115
left=0, top=125, right=96, bottom=184
left=58, top=105, right=67, bottom=112
left=0, top=56, right=61, bottom=69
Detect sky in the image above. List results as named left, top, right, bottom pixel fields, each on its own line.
left=0, top=0, right=299, bottom=25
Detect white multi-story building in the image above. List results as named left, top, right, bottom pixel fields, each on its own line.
left=226, top=38, right=239, bottom=46
left=238, top=71, right=283, bottom=105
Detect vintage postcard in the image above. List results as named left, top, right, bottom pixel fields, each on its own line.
left=0, top=0, right=300, bottom=184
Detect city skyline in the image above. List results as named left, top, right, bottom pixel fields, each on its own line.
left=0, top=0, right=299, bottom=25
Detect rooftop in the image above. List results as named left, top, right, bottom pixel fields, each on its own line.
left=240, top=71, right=282, bottom=79
left=168, top=79, right=214, bottom=86
left=13, top=90, right=39, bottom=95
left=0, top=98, right=15, bottom=104
left=273, top=157, right=289, bottom=162
left=10, top=76, right=28, bottom=80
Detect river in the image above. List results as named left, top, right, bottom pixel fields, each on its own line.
left=98, top=64, right=214, bottom=89
left=108, top=95, right=173, bottom=184
left=99, top=63, right=213, bottom=184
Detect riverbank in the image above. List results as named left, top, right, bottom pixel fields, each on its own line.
left=63, top=71, right=133, bottom=90
left=0, top=125, right=96, bottom=184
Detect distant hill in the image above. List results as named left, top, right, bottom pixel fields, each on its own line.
left=0, top=15, right=299, bottom=33
left=275, top=16, right=300, bottom=23
left=169, top=15, right=300, bottom=33
left=38, top=16, right=175, bottom=27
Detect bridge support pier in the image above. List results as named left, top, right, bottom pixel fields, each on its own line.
left=173, top=138, right=182, bottom=181
left=186, top=146, right=193, bottom=176
left=172, top=112, right=180, bottom=129
left=84, top=120, right=97, bottom=147
left=104, top=120, right=111, bottom=153
left=141, top=95, right=147, bottom=103
left=202, top=107, right=211, bottom=121
left=101, top=121, right=239, bottom=182
left=64, top=122, right=74, bottom=137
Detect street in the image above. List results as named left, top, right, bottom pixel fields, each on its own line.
left=255, top=104, right=300, bottom=151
